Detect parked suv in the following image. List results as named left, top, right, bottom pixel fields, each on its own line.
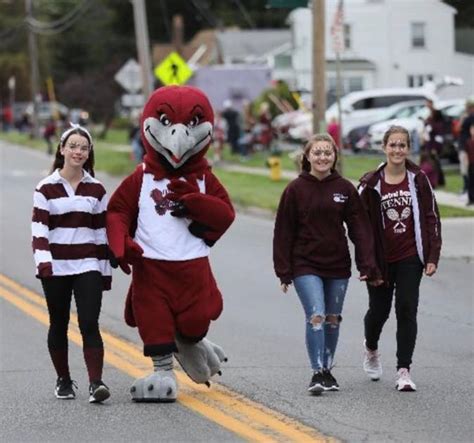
left=325, top=87, right=437, bottom=137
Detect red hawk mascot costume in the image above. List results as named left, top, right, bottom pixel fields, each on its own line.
left=107, top=86, right=235, bottom=402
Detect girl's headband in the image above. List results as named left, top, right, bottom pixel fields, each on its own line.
left=60, top=123, right=92, bottom=145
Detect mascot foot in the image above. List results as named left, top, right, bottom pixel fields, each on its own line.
left=130, top=371, right=177, bottom=403
left=174, top=337, right=228, bottom=385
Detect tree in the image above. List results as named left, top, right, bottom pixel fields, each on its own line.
left=1, top=0, right=290, bottom=119
left=442, top=1, right=474, bottom=28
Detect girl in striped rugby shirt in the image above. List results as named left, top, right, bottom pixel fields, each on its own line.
left=32, top=125, right=111, bottom=403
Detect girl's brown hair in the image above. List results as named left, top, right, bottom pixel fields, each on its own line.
left=51, top=127, right=95, bottom=176
left=382, top=125, right=411, bottom=149
left=301, top=133, right=338, bottom=172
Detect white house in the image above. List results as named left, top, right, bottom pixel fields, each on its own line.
left=284, top=0, right=473, bottom=102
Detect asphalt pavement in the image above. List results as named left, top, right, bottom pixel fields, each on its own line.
left=1, top=140, right=473, bottom=442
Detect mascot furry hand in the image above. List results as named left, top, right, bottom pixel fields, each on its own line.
left=107, top=86, right=235, bottom=402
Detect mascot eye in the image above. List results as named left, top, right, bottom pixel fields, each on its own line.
left=159, top=113, right=171, bottom=126
left=188, top=115, right=201, bottom=128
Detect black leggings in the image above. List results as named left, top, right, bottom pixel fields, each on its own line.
left=41, top=271, right=103, bottom=350
left=364, top=255, right=424, bottom=370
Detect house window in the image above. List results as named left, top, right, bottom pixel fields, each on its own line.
left=344, top=24, right=351, bottom=50
left=411, top=22, right=425, bottom=48
left=327, top=76, right=363, bottom=106
left=274, top=54, right=292, bottom=69
left=348, top=76, right=362, bottom=92
left=408, top=74, right=433, bottom=87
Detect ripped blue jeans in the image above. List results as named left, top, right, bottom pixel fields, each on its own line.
left=294, top=274, right=349, bottom=371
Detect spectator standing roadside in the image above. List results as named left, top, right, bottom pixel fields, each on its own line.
left=423, top=100, right=446, bottom=186
left=255, top=102, right=273, bottom=151
left=212, top=110, right=227, bottom=164
left=463, top=123, right=474, bottom=206
left=129, top=117, right=144, bottom=163
left=222, top=100, right=241, bottom=155
left=43, top=118, right=56, bottom=155
left=418, top=151, right=438, bottom=189
left=458, top=97, right=474, bottom=198
left=327, top=117, right=341, bottom=149
left=2, top=104, right=13, bottom=131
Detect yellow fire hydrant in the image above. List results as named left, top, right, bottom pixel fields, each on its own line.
left=266, top=155, right=282, bottom=181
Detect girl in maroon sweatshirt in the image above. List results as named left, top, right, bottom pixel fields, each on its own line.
left=273, top=133, right=380, bottom=395
left=359, top=125, right=441, bottom=392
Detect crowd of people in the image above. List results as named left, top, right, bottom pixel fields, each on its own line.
left=212, top=99, right=274, bottom=163
left=418, top=97, right=474, bottom=206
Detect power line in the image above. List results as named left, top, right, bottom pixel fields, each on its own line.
left=25, top=0, right=93, bottom=35
left=159, top=0, right=171, bottom=39
left=189, top=0, right=217, bottom=27
left=231, top=0, right=255, bottom=28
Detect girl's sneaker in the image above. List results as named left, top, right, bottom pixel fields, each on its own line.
left=308, top=371, right=325, bottom=395
left=89, top=380, right=110, bottom=403
left=55, top=377, right=77, bottom=399
left=322, top=369, right=340, bottom=391
left=396, top=368, right=416, bottom=391
left=363, top=340, right=383, bottom=381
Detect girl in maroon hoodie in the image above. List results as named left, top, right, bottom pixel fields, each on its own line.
left=273, top=134, right=381, bottom=395
left=359, top=125, right=441, bottom=392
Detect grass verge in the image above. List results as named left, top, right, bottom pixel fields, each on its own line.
left=212, top=167, right=474, bottom=219
left=2, top=133, right=471, bottom=218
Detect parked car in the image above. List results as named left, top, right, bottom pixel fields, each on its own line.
left=283, top=87, right=437, bottom=143
left=346, top=100, right=426, bottom=151
left=325, top=87, right=437, bottom=137
left=367, top=99, right=465, bottom=162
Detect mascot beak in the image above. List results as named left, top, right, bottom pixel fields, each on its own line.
left=165, top=123, right=195, bottom=162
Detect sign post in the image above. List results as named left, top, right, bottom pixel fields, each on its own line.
left=115, top=59, right=145, bottom=110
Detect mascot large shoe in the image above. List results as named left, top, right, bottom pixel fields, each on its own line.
left=107, top=86, right=235, bottom=402
left=174, top=336, right=228, bottom=386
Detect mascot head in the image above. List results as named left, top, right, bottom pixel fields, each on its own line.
left=141, top=85, right=214, bottom=169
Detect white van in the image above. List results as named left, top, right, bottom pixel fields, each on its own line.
left=326, top=87, right=437, bottom=137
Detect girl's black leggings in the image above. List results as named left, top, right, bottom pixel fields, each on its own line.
left=41, top=271, right=103, bottom=350
left=364, top=255, right=424, bottom=370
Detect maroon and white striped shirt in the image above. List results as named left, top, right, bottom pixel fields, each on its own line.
left=31, top=169, right=112, bottom=290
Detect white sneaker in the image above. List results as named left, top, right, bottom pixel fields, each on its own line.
left=363, top=340, right=383, bottom=381
left=396, top=368, right=416, bottom=391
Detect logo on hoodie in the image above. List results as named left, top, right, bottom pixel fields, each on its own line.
left=333, top=193, right=348, bottom=203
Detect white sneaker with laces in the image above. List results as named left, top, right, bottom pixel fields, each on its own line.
left=363, top=340, right=383, bottom=381
left=396, top=368, right=416, bottom=391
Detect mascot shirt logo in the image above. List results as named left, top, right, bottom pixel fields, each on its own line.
left=150, top=188, right=179, bottom=215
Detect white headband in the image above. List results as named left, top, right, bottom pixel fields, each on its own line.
left=60, top=123, right=92, bottom=146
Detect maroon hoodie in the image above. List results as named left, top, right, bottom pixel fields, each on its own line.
left=273, top=170, right=380, bottom=284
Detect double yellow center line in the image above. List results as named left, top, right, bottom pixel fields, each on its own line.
left=0, top=273, right=334, bottom=442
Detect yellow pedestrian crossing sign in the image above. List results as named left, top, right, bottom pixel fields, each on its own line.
left=154, top=51, right=193, bottom=86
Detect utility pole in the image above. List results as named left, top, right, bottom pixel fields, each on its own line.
left=312, top=0, right=326, bottom=134
left=131, top=0, right=154, bottom=99
left=172, top=15, right=184, bottom=56
left=25, top=0, right=40, bottom=138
